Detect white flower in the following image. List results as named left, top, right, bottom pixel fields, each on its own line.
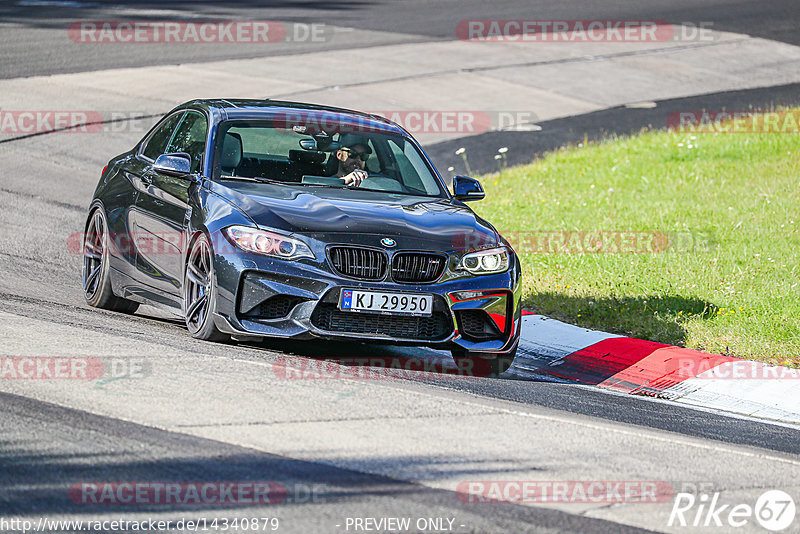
left=455, top=147, right=466, bottom=155
left=498, top=147, right=508, bottom=154
left=447, top=166, right=454, bottom=172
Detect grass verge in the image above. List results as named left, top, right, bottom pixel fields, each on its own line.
left=472, top=111, right=800, bottom=365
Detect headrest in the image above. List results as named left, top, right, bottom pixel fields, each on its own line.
left=220, top=132, right=242, bottom=170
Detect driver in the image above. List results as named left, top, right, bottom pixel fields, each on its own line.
left=335, top=135, right=372, bottom=186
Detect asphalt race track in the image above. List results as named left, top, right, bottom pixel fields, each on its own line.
left=3, top=0, right=800, bottom=78
left=2, top=2, right=800, bottom=533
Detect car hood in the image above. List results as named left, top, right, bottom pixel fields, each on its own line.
left=210, top=181, right=499, bottom=252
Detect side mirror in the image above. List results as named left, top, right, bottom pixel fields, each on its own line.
left=154, top=153, right=192, bottom=177
left=453, top=175, right=485, bottom=201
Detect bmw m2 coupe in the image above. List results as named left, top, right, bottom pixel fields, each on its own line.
left=83, top=99, right=521, bottom=374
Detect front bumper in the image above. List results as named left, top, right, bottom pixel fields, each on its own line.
left=210, top=247, right=522, bottom=356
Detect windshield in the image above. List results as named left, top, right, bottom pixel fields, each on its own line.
left=211, top=118, right=446, bottom=197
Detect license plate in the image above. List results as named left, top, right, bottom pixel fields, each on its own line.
left=339, top=290, right=433, bottom=317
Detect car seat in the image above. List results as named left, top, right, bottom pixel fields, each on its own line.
left=220, top=132, right=243, bottom=175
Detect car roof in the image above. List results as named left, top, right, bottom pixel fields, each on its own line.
left=175, top=98, right=405, bottom=135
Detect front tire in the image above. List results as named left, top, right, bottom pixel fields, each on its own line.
left=451, top=346, right=516, bottom=377
left=184, top=234, right=229, bottom=342
left=83, top=209, right=139, bottom=313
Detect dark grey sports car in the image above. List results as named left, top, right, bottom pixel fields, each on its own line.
left=83, top=99, right=521, bottom=374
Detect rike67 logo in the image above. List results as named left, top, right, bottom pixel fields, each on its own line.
left=669, top=489, right=796, bottom=531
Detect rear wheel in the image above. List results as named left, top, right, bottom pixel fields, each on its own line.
left=83, top=209, right=139, bottom=313
left=184, top=234, right=229, bottom=342
left=451, top=346, right=516, bottom=377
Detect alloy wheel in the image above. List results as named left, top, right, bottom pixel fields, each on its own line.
left=83, top=210, right=105, bottom=300
left=185, top=238, right=213, bottom=333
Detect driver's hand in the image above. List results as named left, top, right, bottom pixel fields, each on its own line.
left=342, top=170, right=367, bottom=187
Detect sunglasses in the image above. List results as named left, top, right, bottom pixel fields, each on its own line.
left=341, top=147, right=370, bottom=161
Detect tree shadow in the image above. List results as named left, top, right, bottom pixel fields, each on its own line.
left=0, top=405, right=636, bottom=534
left=0, top=1, right=371, bottom=28
left=428, top=83, right=800, bottom=175
left=522, top=292, right=719, bottom=348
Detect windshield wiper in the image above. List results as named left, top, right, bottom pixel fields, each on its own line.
left=220, top=175, right=274, bottom=183
left=355, top=186, right=438, bottom=198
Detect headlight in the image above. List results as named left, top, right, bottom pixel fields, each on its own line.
left=458, top=247, right=510, bottom=275
left=223, top=226, right=314, bottom=260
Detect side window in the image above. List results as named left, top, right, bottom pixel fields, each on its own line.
left=385, top=138, right=442, bottom=195
left=141, top=112, right=184, bottom=161
left=364, top=139, right=381, bottom=174
left=167, top=111, right=207, bottom=173
left=387, top=138, right=423, bottom=189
